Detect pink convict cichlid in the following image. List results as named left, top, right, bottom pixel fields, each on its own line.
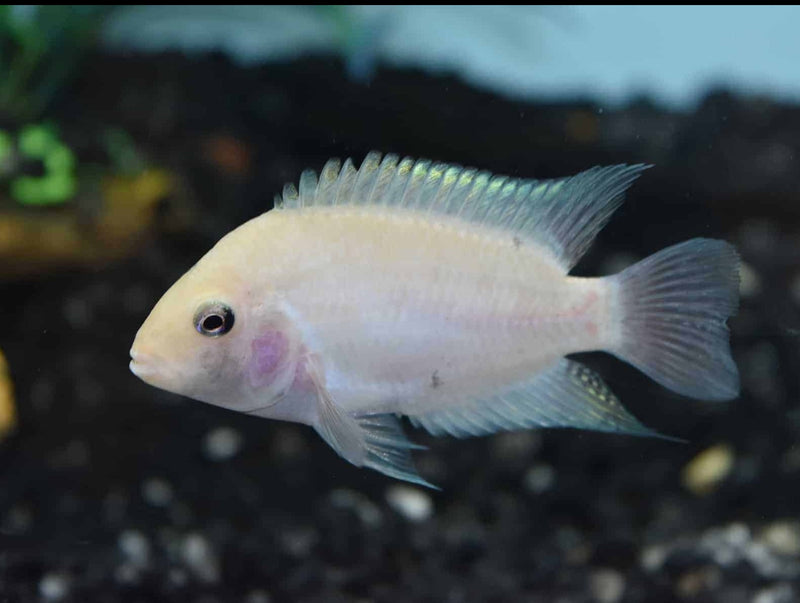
left=129, top=151, right=740, bottom=487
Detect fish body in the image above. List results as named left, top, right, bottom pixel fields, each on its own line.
left=130, top=152, right=740, bottom=486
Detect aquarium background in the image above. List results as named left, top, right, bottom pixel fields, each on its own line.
left=1, top=6, right=800, bottom=603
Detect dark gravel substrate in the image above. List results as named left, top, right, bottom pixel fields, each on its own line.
left=1, top=52, right=800, bottom=603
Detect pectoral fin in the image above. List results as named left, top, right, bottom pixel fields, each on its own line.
left=308, top=359, right=435, bottom=488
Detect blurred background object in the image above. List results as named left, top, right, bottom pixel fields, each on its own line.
left=0, top=348, right=15, bottom=439
left=1, top=6, right=800, bottom=603
left=0, top=5, right=113, bottom=122
left=0, top=6, right=196, bottom=279
left=101, top=5, right=800, bottom=108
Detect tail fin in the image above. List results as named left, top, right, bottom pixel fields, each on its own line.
left=608, top=238, right=740, bottom=401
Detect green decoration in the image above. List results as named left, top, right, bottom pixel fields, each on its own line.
left=10, top=124, right=76, bottom=206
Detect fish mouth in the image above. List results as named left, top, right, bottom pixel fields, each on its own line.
left=129, top=348, right=160, bottom=381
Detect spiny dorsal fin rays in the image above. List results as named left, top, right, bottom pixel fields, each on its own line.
left=400, top=159, right=431, bottom=210
left=333, top=158, right=358, bottom=206
left=276, top=151, right=651, bottom=272
left=351, top=151, right=382, bottom=209
left=315, top=158, right=342, bottom=206
left=367, top=153, right=397, bottom=207
left=298, top=169, right=317, bottom=208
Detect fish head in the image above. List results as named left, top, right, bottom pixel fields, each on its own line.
left=129, top=245, right=298, bottom=412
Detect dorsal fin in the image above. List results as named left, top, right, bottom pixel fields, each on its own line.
left=276, top=151, right=650, bottom=271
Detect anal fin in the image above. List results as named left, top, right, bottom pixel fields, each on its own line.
left=409, top=358, right=662, bottom=440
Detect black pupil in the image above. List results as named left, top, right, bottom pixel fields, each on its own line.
left=203, top=314, right=224, bottom=332
left=195, top=302, right=234, bottom=337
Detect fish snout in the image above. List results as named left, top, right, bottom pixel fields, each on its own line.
left=129, top=347, right=160, bottom=382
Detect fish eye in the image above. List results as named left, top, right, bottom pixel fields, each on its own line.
left=194, top=302, right=235, bottom=337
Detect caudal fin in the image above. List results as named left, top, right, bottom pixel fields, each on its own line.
left=608, top=238, right=740, bottom=401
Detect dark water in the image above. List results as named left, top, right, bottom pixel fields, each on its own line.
left=1, top=52, right=799, bottom=602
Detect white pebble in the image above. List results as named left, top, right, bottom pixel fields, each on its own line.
left=682, top=443, right=734, bottom=496
left=640, top=545, right=667, bottom=572
left=761, top=521, right=800, bottom=556
left=142, top=477, right=173, bottom=507
left=118, top=530, right=150, bottom=567
left=523, top=464, right=555, bottom=494
left=589, top=568, right=625, bottom=603
left=181, top=533, right=220, bottom=583
left=738, top=261, right=760, bottom=298
left=39, top=573, right=69, bottom=601
left=385, top=485, right=434, bottom=522
left=754, top=583, right=796, bottom=603
left=245, top=590, right=272, bottom=603
left=203, top=426, right=243, bottom=461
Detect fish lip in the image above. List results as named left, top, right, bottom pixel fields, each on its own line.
left=129, top=348, right=158, bottom=380
left=129, top=357, right=149, bottom=378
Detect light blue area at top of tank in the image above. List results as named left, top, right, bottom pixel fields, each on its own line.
left=101, top=5, right=800, bottom=110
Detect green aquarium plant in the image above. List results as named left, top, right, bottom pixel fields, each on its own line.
left=0, top=5, right=116, bottom=122
left=0, top=6, right=120, bottom=207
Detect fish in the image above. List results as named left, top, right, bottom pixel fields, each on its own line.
left=129, top=151, right=740, bottom=487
